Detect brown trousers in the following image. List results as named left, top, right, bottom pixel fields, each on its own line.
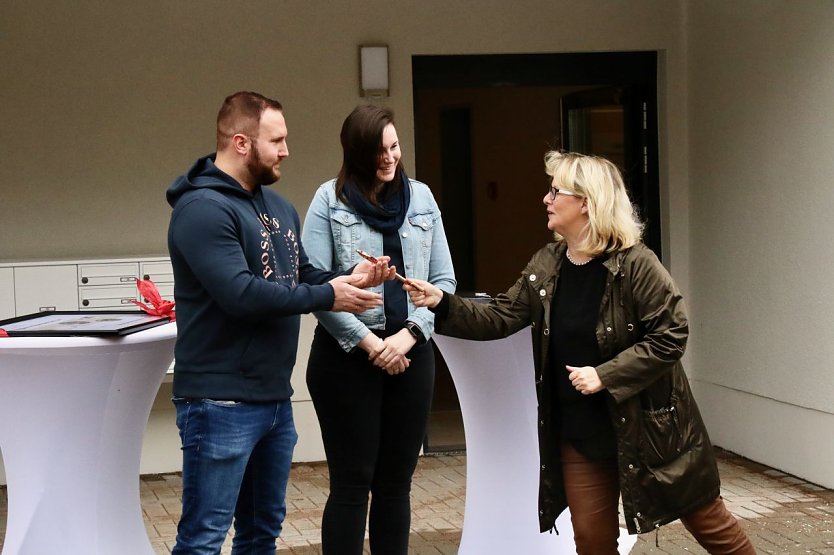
left=561, top=442, right=756, bottom=554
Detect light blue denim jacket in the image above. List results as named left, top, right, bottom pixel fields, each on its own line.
left=302, top=178, right=457, bottom=351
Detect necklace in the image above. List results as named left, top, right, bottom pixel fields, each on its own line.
left=566, top=249, right=592, bottom=266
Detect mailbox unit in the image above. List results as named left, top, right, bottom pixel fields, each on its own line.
left=0, top=256, right=173, bottom=319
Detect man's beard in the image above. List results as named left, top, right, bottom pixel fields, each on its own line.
left=246, top=143, right=279, bottom=186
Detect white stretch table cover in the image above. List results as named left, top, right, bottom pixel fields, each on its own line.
left=0, top=322, right=177, bottom=555
left=433, top=328, right=636, bottom=554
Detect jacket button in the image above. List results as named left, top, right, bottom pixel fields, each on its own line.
left=606, top=326, right=612, bottom=332
left=539, top=509, right=544, bottom=516
left=529, top=274, right=537, bottom=282
left=541, top=464, right=546, bottom=470
left=636, top=512, right=642, bottom=517
left=539, top=289, right=546, bottom=297
left=401, top=232, right=408, bottom=238
left=539, top=419, right=544, bottom=426
left=621, top=417, right=626, bottom=423
left=628, top=464, right=635, bottom=470
left=531, top=321, right=536, bottom=328
left=627, top=323, right=635, bottom=331
left=543, top=328, right=549, bottom=336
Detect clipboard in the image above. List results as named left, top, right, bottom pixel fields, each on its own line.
left=0, top=310, right=172, bottom=337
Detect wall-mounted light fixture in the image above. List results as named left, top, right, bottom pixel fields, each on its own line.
left=359, top=45, right=389, bottom=98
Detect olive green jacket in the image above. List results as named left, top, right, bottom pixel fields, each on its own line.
left=435, top=241, right=720, bottom=535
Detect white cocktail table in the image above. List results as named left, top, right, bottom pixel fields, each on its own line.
left=434, top=327, right=635, bottom=554
left=0, top=322, right=176, bottom=555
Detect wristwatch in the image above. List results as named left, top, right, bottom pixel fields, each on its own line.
left=405, top=321, right=426, bottom=345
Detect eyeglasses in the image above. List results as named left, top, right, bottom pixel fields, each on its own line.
left=548, top=186, right=581, bottom=200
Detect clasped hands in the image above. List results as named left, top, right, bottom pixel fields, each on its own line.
left=330, top=255, right=415, bottom=375
left=359, top=329, right=416, bottom=376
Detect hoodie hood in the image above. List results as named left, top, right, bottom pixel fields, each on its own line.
left=167, top=154, right=251, bottom=207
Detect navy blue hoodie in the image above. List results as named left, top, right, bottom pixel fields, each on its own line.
left=167, top=155, right=338, bottom=402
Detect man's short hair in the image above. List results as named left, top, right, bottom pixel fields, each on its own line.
left=216, top=91, right=283, bottom=150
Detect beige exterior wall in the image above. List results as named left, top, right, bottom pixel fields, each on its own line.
left=0, top=0, right=689, bottom=267
left=686, top=0, right=834, bottom=487
left=14, top=1, right=834, bottom=491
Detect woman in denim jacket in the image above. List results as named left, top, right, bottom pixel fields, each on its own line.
left=301, top=105, right=456, bottom=555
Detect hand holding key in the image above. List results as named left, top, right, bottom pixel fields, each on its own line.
left=356, top=250, right=425, bottom=292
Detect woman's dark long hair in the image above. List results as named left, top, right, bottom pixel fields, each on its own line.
left=335, top=105, right=405, bottom=205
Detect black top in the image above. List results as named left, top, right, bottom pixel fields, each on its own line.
left=382, top=228, right=408, bottom=335
left=549, top=253, right=617, bottom=460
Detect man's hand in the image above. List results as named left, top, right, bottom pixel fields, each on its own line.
left=352, top=256, right=396, bottom=289
left=403, top=279, right=443, bottom=308
left=329, top=274, right=383, bottom=313
left=369, top=329, right=416, bottom=375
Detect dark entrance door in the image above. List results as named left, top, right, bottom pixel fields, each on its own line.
left=561, top=85, right=661, bottom=257
left=413, top=51, right=660, bottom=452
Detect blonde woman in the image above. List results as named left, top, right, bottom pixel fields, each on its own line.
left=404, top=152, right=754, bottom=554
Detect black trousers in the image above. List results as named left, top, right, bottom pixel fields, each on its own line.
left=306, top=326, right=435, bottom=555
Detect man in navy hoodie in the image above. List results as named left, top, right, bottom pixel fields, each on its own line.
left=167, top=91, right=391, bottom=554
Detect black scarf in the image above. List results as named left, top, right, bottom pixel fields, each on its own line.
left=343, top=169, right=410, bottom=233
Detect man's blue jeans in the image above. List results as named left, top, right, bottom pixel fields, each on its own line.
left=171, top=398, right=298, bottom=555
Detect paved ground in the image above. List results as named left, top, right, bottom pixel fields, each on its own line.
left=1, top=448, right=833, bottom=553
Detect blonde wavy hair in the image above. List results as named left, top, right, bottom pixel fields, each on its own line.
left=544, top=151, right=643, bottom=256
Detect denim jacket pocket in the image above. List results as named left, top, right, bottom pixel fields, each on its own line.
left=406, top=212, right=434, bottom=269
left=408, top=213, right=435, bottom=239
left=330, top=208, right=363, bottom=263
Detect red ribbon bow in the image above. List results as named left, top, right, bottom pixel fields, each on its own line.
left=131, top=278, right=176, bottom=321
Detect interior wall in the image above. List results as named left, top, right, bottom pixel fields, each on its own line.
left=415, top=86, right=585, bottom=294
left=686, top=0, right=834, bottom=487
